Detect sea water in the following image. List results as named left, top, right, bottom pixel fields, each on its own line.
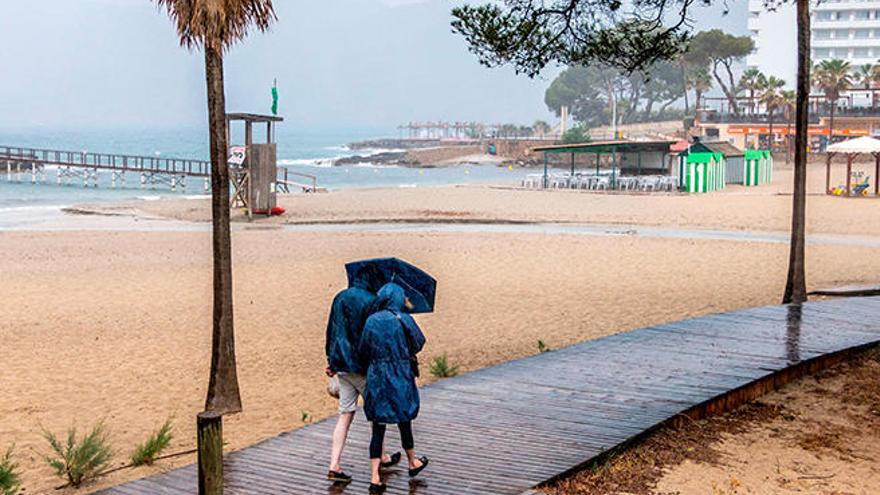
left=0, top=127, right=545, bottom=227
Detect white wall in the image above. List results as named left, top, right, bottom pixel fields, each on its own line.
left=747, top=1, right=798, bottom=84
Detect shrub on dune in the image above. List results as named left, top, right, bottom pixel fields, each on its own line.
left=130, top=419, right=173, bottom=467
left=0, top=446, right=21, bottom=495
left=43, top=423, right=113, bottom=487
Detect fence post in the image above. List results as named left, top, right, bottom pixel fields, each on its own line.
left=197, top=411, right=223, bottom=495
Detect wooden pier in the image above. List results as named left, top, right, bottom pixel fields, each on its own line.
left=96, top=297, right=880, bottom=495
left=0, top=145, right=320, bottom=194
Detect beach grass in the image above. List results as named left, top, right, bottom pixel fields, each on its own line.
left=429, top=353, right=460, bottom=378
left=130, top=419, right=173, bottom=467
left=43, top=422, right=112, bottom=487
left=0, top=446, right=20, bottom=495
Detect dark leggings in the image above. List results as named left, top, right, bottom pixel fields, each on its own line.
left=370, top=422, right=414, bottom=459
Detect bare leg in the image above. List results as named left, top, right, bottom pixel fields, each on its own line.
left=370, top=457, right=382, bottom=484
left=329, top=412, right=355, bottom=472
left=405, top=449, right=423, bottom=470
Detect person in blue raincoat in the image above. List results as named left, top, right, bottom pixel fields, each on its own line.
left=324, top=265, right=399, bottom=483
left=359, top=283, right=430, bottom=494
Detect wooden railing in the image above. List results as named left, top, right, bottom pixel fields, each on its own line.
left=0, top=145, right=211, bottom=177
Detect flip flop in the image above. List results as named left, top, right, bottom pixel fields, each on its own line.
left=368, top=482, right=387, bottom=494
left=408, top=456, right=429, bottom=478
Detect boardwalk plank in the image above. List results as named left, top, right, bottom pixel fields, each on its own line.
left=96, top=297, right=880, bottom=495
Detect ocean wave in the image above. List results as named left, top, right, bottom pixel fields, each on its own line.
left=0, top=204, right=66, bottom=213
left=137, top=195, right=162, bottom=201
left=278, top=158, right=335, bottom=168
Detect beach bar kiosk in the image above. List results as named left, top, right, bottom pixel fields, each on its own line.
left=226, top=113, right=283, bottom=218
left=532, top=140, right=675, bottom=189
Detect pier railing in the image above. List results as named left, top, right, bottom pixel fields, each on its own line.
left=0, top=145, right=211, bottom=177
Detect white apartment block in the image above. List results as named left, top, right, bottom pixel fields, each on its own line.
left=747, top=0, right=880, bottom=84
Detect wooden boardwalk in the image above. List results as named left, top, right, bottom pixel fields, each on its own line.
left=97, top=297, right=880, bottom=495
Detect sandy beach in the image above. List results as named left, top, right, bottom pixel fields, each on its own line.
left=4, top=164, right=880, bottom=493
left=72, top=161, right=880, bottom=237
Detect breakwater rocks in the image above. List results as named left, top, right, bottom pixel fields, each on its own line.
left=334, top=151, right=417, bottom=167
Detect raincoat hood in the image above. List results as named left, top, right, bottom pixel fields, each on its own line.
left=375, top=283, right=407, bottom=312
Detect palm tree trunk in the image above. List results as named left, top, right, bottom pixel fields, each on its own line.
left=828, top=102, right=835, bottom=147
left=204, top=44, right=243, bottom=414
left=768, top=111, right=774, bottom=156
left=783, top=0, right=810, bottom=305
left=786, top=115, right=793, bottom=164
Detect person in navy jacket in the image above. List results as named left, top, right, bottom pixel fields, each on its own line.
left=359, top=283, right=429, bottom=493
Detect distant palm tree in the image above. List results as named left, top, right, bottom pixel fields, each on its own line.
left=759, top=76, right=786, bottom=154
left=813, top=59, right=852, bottom=144
left=854, top=63, right=877, bottom=110
left=739, top=68, right=766, bottom=115
left=780, top=89, right=796, bottom=163
left=688, top=67, right=713, bottom=124
left=155, top=0, right=277, bottom=415
left=533, top=120, right=551, bottom=139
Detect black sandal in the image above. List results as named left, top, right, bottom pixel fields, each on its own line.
left=380, top=451, right=401, bottom=469
left=327, top=470, right=352, bottom=483
left=368, top=482, right=387, bottom=494
left=408, top=456, right=429, bottom=478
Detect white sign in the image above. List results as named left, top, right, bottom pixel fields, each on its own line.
left=228, top=146, right=246, bottom=166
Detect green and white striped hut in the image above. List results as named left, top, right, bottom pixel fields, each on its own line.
left=743, top=150, right=773, bottom=186
left=684, top=152, right=724, bottom=193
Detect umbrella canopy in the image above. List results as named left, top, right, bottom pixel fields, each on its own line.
left=345, top=258, right=437, bottom=314
left=826, top=136, right=880, bottom=155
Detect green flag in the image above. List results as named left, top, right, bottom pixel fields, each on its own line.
left=271, top=79, right=278, bottom=116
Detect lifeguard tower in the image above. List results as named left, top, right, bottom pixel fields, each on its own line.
left=226, top=113, right=283, bottom=218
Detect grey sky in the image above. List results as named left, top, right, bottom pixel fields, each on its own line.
left=0, top=0, right=747, bottom=130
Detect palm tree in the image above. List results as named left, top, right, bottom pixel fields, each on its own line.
left=759, top=76, right=786, bottom=153
left=533, top=120, right=551, bottom=139
left=156, top=0, right=277, bottom=415
left=854, top=63, right=876, bottom=109
left=783, top=0, right=810, bottom=304
left=813, top=59, right=852, bottom=145
left=688, top=66, right=713, bottom=124
left=739, top=68, right=766, bottom=115
left=780, top=89, right=796, bottom=163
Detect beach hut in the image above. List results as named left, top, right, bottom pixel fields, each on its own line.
left=683, top=152, right=723, bottom=193
left=743, top=149, right=774, bottom=186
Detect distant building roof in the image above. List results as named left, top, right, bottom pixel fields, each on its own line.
left=694, top=141, right=744, bottom=157
left=670, top=139, right=690, bottom=153
left=533, top=140, right=675, bottom=154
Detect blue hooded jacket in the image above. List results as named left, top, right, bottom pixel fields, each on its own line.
left=359, top=283, right=426, bottom=424
left=325, top=267, right=384, bottom=374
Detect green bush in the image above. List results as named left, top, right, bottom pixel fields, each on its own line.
left=0, top=446, right=21, bottom=495
left=130, top=419, right=173, bottom=467
left=561, top=125, right=591, bottom=145
left=537, top=340, right=553, bottom=353
left=429, top=354, right=460, bottom=378
left=43, top=423, right=113, bottom=487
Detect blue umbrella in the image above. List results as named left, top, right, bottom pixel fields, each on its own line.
left=345, top=257, right=437, bottom=314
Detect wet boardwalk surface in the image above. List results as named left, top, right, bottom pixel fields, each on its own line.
left=97, top=297, right=880, bottom=495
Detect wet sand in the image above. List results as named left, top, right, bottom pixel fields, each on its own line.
left=3, top=159, right=880, bottom=493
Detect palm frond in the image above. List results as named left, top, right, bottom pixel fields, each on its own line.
left=154, top=0, right=277, bottom=51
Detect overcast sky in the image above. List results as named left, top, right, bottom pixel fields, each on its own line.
left=0, top=0, right=747, bottom=130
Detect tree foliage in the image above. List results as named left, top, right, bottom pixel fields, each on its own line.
left=155, top=0, right=276, bottom=51
left=683, top=29, right=754, bottom=114
left=545, top=61, right=684, bottom=127
left=561, top=125, right=591, bottom=144
left=451, top=0, right=696, bottom=75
